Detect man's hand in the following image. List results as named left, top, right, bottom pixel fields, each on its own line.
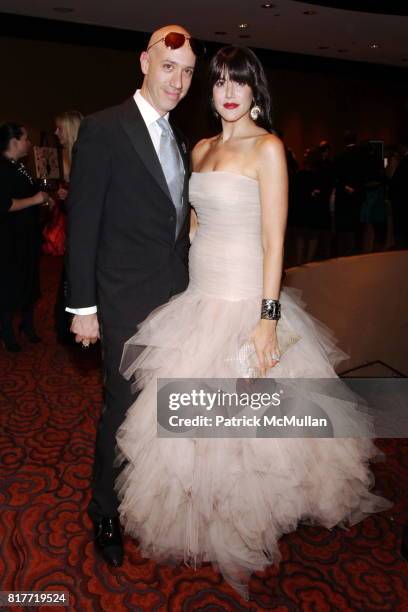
left=70, top=314, right=100, bottom=347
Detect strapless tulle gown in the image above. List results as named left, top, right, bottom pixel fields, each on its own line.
left=115, top=172, right=390, bottom=599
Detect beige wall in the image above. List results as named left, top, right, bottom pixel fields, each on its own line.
left=284, top=251, right=408, bottom=375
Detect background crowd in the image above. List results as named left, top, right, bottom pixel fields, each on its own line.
left=0, top=114, right=407, bottom=353
left=0, top=112, right=82, bottom=352
left=285, top=131, right=408, bottom=266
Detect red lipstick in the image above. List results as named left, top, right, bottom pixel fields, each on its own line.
left=223, top=103, right=239, bottom=109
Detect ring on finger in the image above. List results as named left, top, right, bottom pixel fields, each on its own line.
left=82, top=340, right=90, bottom=348
left=271, top=352, right=280, bottom=361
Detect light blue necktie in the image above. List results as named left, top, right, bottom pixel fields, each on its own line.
left=157, top=117, right=185, bottom=237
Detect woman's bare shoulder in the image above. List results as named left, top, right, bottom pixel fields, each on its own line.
left=192, top=135, right=218, bottom=167
left=192, top=135, right=219, bottom=153
left=256, top=132, right=285, bottom=157
left=255, top=133, right=287, bottom=181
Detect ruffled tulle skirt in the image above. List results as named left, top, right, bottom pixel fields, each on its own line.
left=115, top=285, right=390, bottom=599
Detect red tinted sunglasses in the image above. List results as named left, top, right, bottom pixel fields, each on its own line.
left=147, top=32, right=206, bottom=57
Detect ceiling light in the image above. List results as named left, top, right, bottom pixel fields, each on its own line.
left=238, top=23, right=248, bottom=29
left=274, top=13, right=281, bottom=17
left=369, top=43, right=380, bottom=49
left=303, top=10, right=316, bottom=15
left=215, top=31, right=227, bottom=35
left=239, top=35, right=251, bottom=39
left=337, top=48, right=349, bottom=53
left=53, top=6, right=74, bottom=12
left=261, top=3, right=275, bottom=7
left=318, top=46, right=330, bottom=50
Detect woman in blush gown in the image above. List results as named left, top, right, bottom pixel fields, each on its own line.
left=115, top=46, right=390, bottom=599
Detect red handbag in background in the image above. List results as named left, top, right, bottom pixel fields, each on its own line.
left=42, top=202, right=66, bottom=256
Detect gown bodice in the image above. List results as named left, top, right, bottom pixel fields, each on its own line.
left=189, top=171, right=264, bottom=300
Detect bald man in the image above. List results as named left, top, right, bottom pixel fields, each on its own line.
left=65, top=25, right=200, bottom=566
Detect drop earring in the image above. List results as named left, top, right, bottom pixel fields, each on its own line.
left=250, top=104, right=261, bottom=121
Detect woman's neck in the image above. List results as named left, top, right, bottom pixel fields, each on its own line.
left=220, top=115, right=255, bottom=143
left=4, top=151, right=18, bottom=162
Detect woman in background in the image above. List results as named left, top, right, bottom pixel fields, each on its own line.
left=52, top=110, right=83, bottom=343
left=55, top=111, right=83, bottom=188
left=0, top=123, right=50, bottom=352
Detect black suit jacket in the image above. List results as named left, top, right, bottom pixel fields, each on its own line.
left=66, top=98, right=190, bottom=329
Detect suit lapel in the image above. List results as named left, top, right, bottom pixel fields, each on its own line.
left=119, top=98, right=172, bottom=202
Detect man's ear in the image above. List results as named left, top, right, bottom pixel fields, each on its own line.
left=140, top=51, right=149, bottom=76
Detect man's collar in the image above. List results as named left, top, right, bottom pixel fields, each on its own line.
left=134, top=90, right=169, bottom=127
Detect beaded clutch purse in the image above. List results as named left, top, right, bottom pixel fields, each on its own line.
left=238, top=325, right=301, bottom=378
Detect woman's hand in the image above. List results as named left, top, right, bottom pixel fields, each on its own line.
left=10, top=191, right=50, bottom=212
left=47, top=196, right=56, bottom=210
left=34, top=191, right=49, bottom=205
left=251, top=319, right=280, bottom=376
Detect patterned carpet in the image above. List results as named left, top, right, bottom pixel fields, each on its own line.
left=1, top=256, right=407, bottom=611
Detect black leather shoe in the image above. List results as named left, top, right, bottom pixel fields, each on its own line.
left=93, top=517, right=124, bottom=567
left=401, top=524, right=408, bottom=561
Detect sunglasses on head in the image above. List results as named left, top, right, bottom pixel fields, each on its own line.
left=147, top=32, right=206, bottom=57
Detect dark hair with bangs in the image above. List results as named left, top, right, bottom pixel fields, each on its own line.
left=209, top=46, right=274, bottom=132
left=0, top=122, right=24, bottom=155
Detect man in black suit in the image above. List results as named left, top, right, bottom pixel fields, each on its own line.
left=65, top=24, right=200, bottom=567
left=390, top=140, right=408, bottom=249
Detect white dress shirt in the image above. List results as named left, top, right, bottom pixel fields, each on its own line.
left=66, top=90, right=170, bottom=316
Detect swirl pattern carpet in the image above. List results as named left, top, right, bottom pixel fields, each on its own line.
left=0, top=256, right=407, bottom=611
